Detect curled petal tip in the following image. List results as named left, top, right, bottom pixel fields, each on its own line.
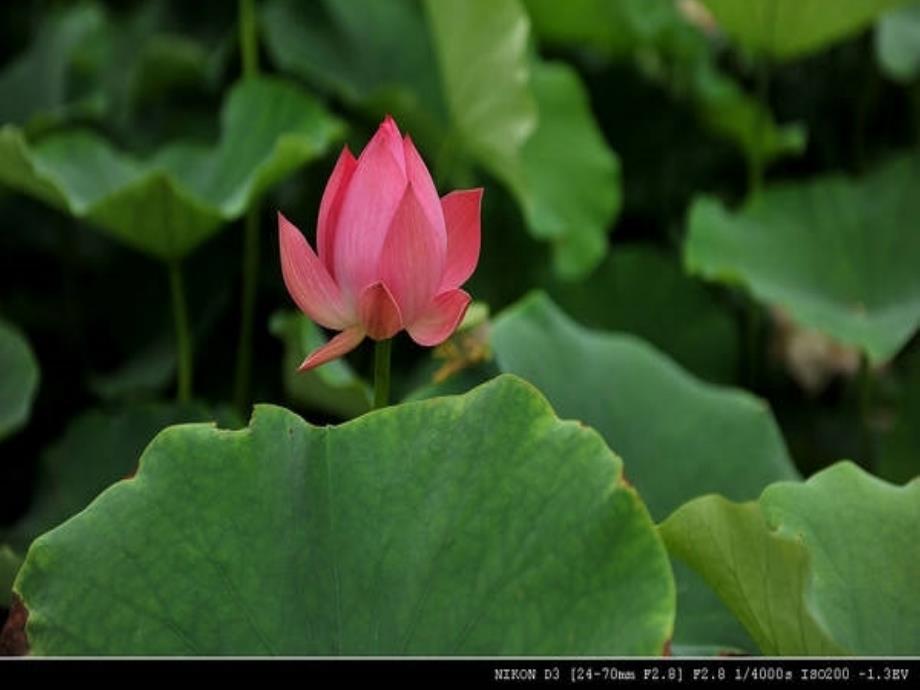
left=297, top=326, right=365, bottom=373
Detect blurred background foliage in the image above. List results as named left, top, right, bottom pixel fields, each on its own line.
left=1, top=0, right=919, bottom=655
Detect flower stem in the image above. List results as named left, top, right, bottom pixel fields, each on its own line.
left=168, top=261, right=192, bottom=403
left=233, top=0, right=259, bottom=413
left=747, top=55, right=771, bottom=198
left=239, top=0, right=258, bottom=78
left=373, top=339, right=392, bottom=410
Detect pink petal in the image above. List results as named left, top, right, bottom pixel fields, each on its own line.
left=278, top=212, right=353, bottom=330
left=358, top=281, right=403, bottom=341
left=297, top=326, right=365, bottom=372
left=333, top=120, right=408, bottom=298
left=379, top=185, right=446, bottom=324
left=317, top=146, right=357, bottom=275
left=403, top=135, right=446, bottom=239
left=440, top=188, right=483, bottom=290
left=381, top=115, right=406, bottom=174
left=407, top=289, right=471, bottom=347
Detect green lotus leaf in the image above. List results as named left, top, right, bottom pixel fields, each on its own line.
left=16, top=376, right=674, bottom=655
left=0, top=3, right=105, bottom=130
left=700, top=0, right=907, bottom=60
left=525, top=0, right=675, bottom=57
left=0, top=77, right=343, bottom=260
left=489, top=293, right=800, bottom=653
left=685, top=155, right=920, bottom=364
left=2, top=403, right=238, bottom=554
left=661, top=462, right=920, bottom=655
left=261, top=0, right=446, bottom=143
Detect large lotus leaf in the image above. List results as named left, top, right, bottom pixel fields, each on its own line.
left=491, top=294, right=798, bottom=520
left=685, top=155, right=920, bottom=364
left=490, top=293, right=799, bottom=653
left=876, top=2, right=920, bottom=82
left=0, top=4, right=105, bottom=129
left=661, top=462, right=920, bottom=655
left=15, top=376, right=674, bottom=655
left=268, top=311, right=371, bottom=420
left=700, top=0, right=907, bottom=60
left=2, top=403, right=238, bottom=555
left=0, top=77, right=343, bottom=260
left=0, top=319, right=40, bottom=442
left=549, top=246, right=739, bottom=383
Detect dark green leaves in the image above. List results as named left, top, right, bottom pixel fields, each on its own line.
left=0, top=77, right=343, bottom=259
left=526, top=0, right=806, bottom=168
left=549, top=247, right=739, bottom=382
left=0, top=4, right=105, bottom=130
left=16, top=377, right=674, bottom=655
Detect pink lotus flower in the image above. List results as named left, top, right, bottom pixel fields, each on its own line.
left=279, top=116, right=482, bottom=372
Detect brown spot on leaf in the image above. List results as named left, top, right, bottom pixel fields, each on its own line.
left=0, top=597, right=29, bottom=656
left=662, top=639, right=672, bottom=656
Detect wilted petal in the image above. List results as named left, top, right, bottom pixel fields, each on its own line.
left=317, top=146, right=357, bottom=275
left=358, top=281, right=403, bottom=341
left=379, top=185, right=446, bottom=324
left=403, top=135, right=446, bottom=239
left=297, top=326, right=365, bottom=372
left=407, top=289, right=471, bottom=346
left=278, top=212, right=352, bottom=330
left=333, top=119, right=408, bottom=298
left=440, top=188, right=483, bottom=290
